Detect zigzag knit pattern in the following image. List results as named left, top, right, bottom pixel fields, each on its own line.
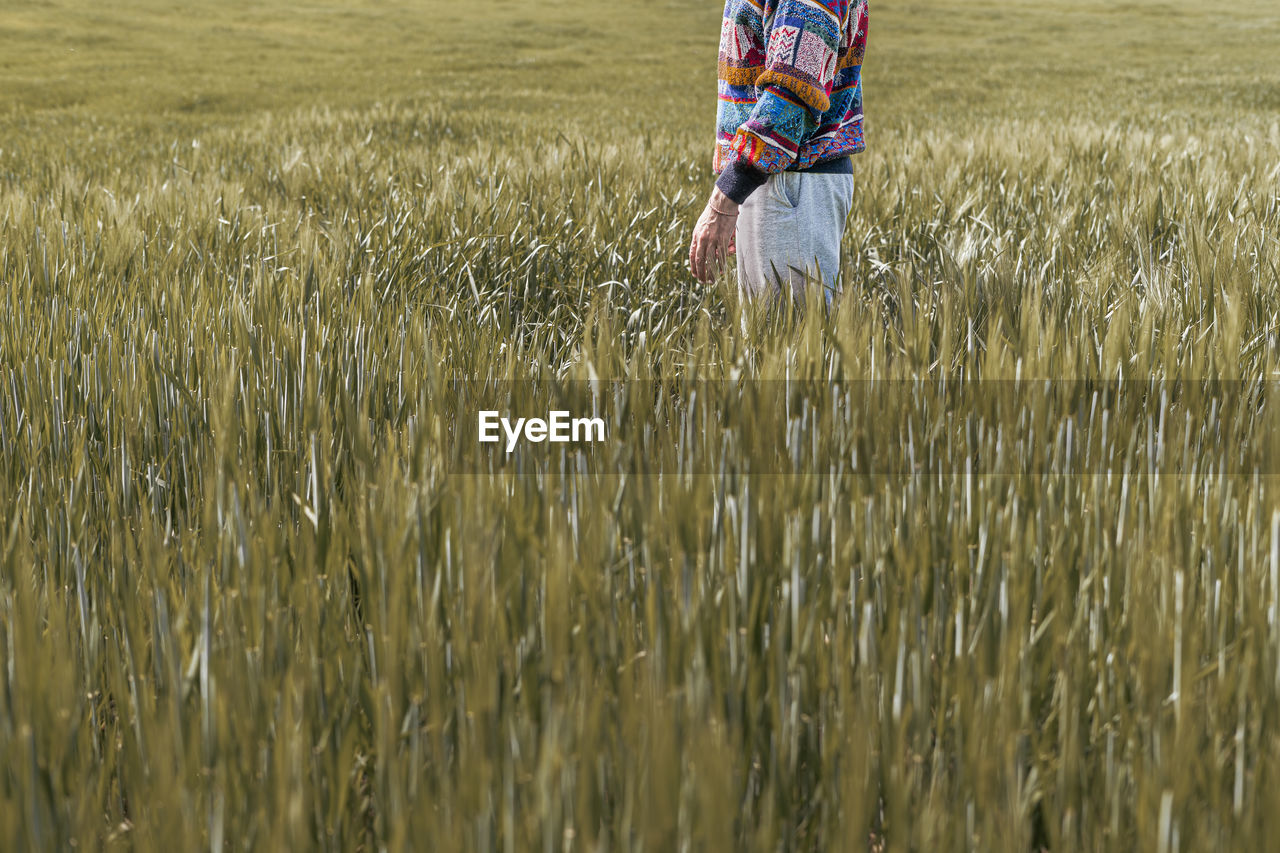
left=714, top=0, right=868, bottom=177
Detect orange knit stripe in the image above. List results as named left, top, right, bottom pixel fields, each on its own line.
left=718, top=62, right=765, bottom=86
left=756, top=69, right=830, bottom=115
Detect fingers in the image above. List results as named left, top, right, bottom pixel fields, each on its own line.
left=709, top=236, right=732, bottom=279
left=688, top=236, right=704, bottom=283
left=703, top=244, right=719, bottom=283
left=688, top=211, right=736, bottom=283
left=688, top=212, right=709, bottom=282
left=689, top=232, right=714, bottom=284
left=690, top=238, right=725, bottom=284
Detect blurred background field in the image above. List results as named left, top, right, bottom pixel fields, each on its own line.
left=2, top=0, right=1280, bottom=850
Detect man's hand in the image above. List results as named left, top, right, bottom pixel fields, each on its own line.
left=688, top=188, right=740, bottom=284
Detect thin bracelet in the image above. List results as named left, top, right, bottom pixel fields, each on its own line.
left=710, top=203, right=739, bottom=217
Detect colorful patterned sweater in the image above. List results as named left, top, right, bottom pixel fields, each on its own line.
left=713, top=0, right=869, bottom=204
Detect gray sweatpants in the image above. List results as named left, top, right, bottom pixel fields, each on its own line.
left=734, top=171, right=855, bottom=308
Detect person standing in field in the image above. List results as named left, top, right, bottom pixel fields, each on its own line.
left=688, top=0, right=869, bottom=308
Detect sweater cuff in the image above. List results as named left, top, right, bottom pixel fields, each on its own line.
left=715, top=159, right=767, bottom=206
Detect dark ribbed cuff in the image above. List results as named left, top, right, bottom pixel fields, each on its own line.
left=715, top=159, right=767, bottom=206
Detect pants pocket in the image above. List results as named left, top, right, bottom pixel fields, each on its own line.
left=770, top=171, right=801, bottom=210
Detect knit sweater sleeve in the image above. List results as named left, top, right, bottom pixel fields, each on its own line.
left=715, top=0, right=849, bottom=205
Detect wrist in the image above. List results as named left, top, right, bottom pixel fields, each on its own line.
left=709, top=187, right=740, bottom=215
